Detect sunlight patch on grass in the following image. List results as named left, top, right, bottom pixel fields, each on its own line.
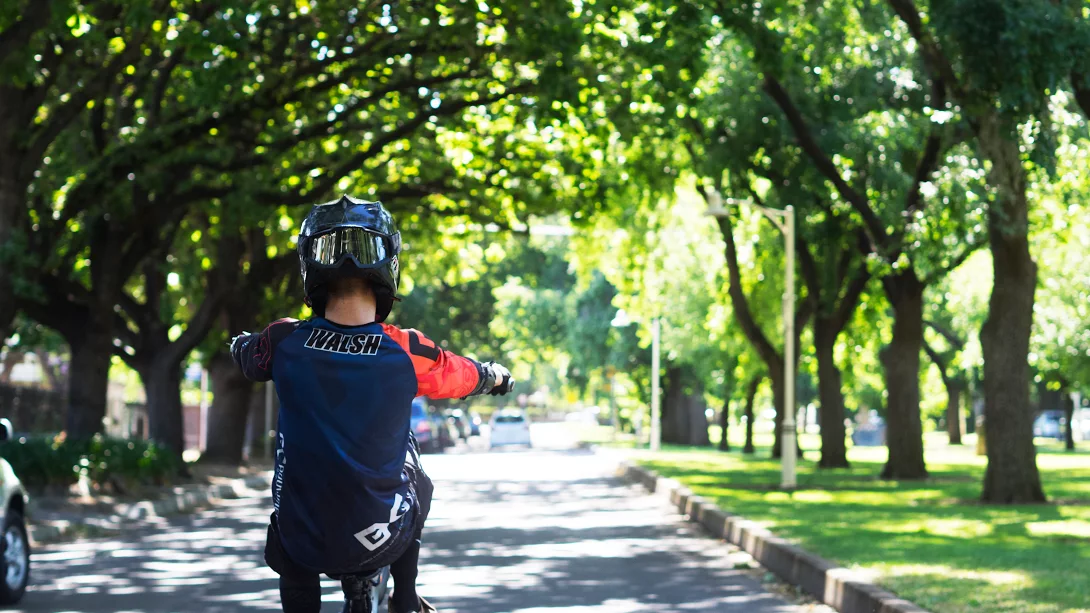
left=636, top=439, right=1090, bottom=613
left=862, top=517, right=994, bottom=539
left=880, top=565, right=1043, bottom=613
left=1026, top=519, right=1090, bottom=539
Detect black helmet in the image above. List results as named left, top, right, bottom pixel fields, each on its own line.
left=297, top=195, right=401, bottom=321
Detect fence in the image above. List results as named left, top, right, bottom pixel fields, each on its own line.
left=0, top=384, right=65, bottom=433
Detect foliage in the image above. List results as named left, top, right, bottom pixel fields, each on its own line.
left=0, top=433, right=181, bottom=491
left=0, top=433, right=82, bottom=490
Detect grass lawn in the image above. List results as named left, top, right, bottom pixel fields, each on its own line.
left=620, top=431, right=1090, bottom=613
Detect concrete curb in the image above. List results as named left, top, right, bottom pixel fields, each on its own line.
left=619, top=461, right=932, bottom=613
left=29, top=474, right=271, bottom=546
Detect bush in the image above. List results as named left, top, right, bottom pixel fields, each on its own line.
left=0, top=433, right=183, bottom=492
left=81, top=436, right=182, bottom=490
left=0, top=433, right=81, bottom=490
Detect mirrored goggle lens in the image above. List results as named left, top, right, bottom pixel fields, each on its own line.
left=308, top=228, right=394, bottom=266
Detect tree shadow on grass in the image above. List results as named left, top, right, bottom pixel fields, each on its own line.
left=640, top=457, right=1090, bottom=613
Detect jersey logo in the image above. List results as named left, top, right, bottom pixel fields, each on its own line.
left=353, top=493, right=410, bottom=551
left=304, top=328, right=382, bottom=355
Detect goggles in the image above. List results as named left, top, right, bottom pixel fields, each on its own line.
left=307, top=227, right=400, bottom=267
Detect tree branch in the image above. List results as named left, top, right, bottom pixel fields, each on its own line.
left=922, top=238, right=983, bottom=285
left=1071, top=71, right=1090, bottom=119
left=831, top=262, right=870, bottom=335
left=905, top=79, right=946, bottom=214
left=922, top=336, right=953, bottom=387
left=762, top=75, right=888, bottom=251
left=697, top=186, right=781, bottom=368
left=0, top=0, right=53, bottom=65
left=885, top=0, right=964, bottom=95
left=164, top=288, right=225, bottom=366
left=796, top=232, right=821, bottom=304
left=262, top=89, right=518, bottom=206
left=23, top=24, right=154, bottom=176
left=924, top=319, right=965, bottom=350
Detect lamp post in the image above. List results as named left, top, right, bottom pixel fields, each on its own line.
left=611, top=309, right=662, bottom=451
left=706, top=190, right=797, bottom=490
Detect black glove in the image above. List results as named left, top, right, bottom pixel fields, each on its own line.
left=486, top=362, right=514, bottom=396
left=229, top=331, right=251, bottom=360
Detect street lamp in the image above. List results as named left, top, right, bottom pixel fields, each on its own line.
left=706, top=189, right=797, bottom=490
left=611, top=309, right=662, bottom=451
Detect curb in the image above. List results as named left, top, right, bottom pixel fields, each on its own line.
left=619, top=461, right=932, bottom=613
left=29, top=474, right=271, bottom=546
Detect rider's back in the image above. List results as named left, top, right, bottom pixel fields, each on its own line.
left=261, top=318, right=460, bottom=573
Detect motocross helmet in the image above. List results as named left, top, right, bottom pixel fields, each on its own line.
left=297, top=195, right=401, bottom=321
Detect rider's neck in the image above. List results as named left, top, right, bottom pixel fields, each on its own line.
left=324, top=286, right=378, bottom=327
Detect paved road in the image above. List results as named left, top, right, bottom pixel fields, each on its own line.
left=18, top=425, right=817, bottom=612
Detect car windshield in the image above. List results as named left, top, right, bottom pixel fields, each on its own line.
left=495, top=415, right=524, bottom=424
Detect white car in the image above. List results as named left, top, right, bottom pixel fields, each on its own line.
left=489, top=410, right=532, bottom=450
left=0, top=419, right=30, bottom=604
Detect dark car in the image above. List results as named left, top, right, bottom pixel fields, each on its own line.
left=430, top=410, right=458, bottom=449
left=468, top=411, right=481, bottom=437
left=411, top=398, right=442, bottom=453
left=445, top=409, right=471, bottom=441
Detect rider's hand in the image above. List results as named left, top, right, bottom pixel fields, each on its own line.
left=229, top=331, right=251, bottom=357
left=486, top=362, right=514, bottom=396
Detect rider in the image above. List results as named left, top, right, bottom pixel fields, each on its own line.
left=231, top=195, right=515, bottom=613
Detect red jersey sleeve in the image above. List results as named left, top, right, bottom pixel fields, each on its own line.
left=382, top=324, right=487, bottom=399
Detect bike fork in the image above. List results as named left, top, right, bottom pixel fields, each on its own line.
left=340, top=575, right=372, bottom=613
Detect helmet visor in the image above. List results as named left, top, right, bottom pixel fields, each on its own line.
left=307, top=227, right=399, bottom=267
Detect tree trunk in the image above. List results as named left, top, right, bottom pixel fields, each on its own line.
left=247, top=384, right=276, bottom=462
left=1063, top=392, right=1075, bottom=451
left=814, top=320, right=849, bottom=468
left=661, top=365, right=710, bottom=446
left=880, top=272, right=928, bottom=479
left=768, top=362, right=785, bottom=458
left=946, top=378, right=964, bottom=445
left=0, top=140, right=23, bottom=339
left=65, top=323, right=114, bottom=439
left=34, top=348, right=66, bottom=392
left=718, top=397, right=731, bottom=451
left=743, top=375, right=760, bottom=454
left=0, top=349, right=23, bottom=384
left=142, top=356, right=186, bottom=455
left=978, top=113, right=1046, bottom=503
left=203, top=352, right=255, bottom=465
left=686, top=392, right=710, bottom=447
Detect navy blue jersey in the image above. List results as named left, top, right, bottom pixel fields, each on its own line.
left=232, top=317, right=491, bottom=572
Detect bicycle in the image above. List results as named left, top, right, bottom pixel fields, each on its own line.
left=335, top=566, right=391, bottom=613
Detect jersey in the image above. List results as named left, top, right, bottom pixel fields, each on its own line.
left=231, top=317, right=491, bottom=573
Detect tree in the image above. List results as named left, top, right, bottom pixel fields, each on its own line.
left=1029, top=101, right=1090, bottom=452
left=922, top=319, right=967, bottom=445
left=0, top=0, right=164, bottom=339
left=888, top=0, right=1090, bottom=501
left=558, top=1, right=992, bottom=474
left=16, top=0, right=593, bottom=449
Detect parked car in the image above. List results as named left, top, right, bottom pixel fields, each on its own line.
left=431, top=410, right=458, bottom=449
left=489, top=409, right=532, bottom=450
left=468, top=411, right=482, bottom=437
left=1033, top=410, right=1065, bottom=440
left=445, top=409, right=471, bottom=441
left=0, top=419, right=30, bottom=604
left=411, top=398, right=442, bottom=453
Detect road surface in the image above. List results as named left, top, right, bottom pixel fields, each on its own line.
left=18, top=424, right=820, bottom=612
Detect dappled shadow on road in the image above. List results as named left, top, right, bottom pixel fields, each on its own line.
left=18, top=497, right=292, bottom=612
left=419, top=477, right=799, bottom=613
left=19, top=451, right=804, bottom=613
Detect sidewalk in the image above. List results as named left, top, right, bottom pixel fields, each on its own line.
left=28, top=471, right=271, bottom=545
